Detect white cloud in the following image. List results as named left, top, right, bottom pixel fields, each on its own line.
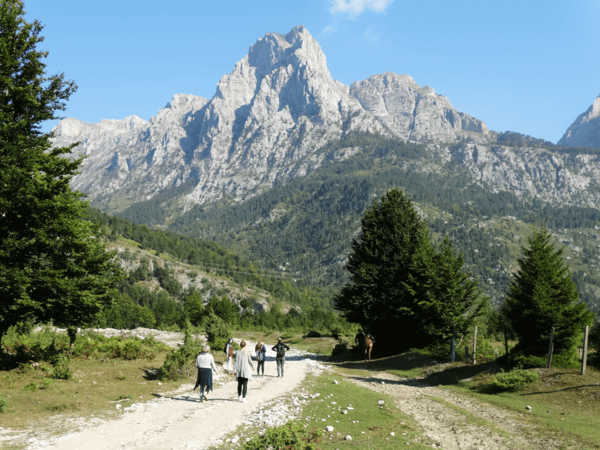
left=321, top=25, right=336, bottom=36
left=362, top=29, right=381, bottom=43
left=330, top=0, right=393, bottom=15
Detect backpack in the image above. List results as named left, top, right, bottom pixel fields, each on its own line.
left=223, top=342, right=229, bottom=354
left=276, top=344, right=285, bottom=358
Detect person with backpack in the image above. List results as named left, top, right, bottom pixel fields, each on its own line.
left=255, top=339, right=267, bottom=377
left=224, top=338, right=234, bottom=372
left=271, top=338, right=290, bottom=378
left=365, top=333, right=375, bottom=361
left=193, top=345, right=219, bottom=402
left=233, top=340, right=254, bottom=402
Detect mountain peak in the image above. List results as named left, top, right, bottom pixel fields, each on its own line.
left=558, top=93, right=600, bottom=148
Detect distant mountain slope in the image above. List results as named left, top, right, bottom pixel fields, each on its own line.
left=53, top=26, right=488, bottom=211
left=558, top=94, right=600, bottom=149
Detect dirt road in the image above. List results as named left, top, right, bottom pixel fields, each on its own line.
left=26, top=347, right=313, bottom=450
left=349, top=371, right=568, bottom=450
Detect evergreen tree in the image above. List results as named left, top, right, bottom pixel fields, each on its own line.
left=502, top=225, right=594, bottom=363
left=406, top=236, right=487, bottom=347
left=334, top=188, right=429, bottom=353
left=0, top=1, right=122, bottom=345
left=184, top=291, right=204, bottom=326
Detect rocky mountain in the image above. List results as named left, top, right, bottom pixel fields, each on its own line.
left=558, top=94, right=600, bottom=149
left=53, top=25, right=489, bottom=211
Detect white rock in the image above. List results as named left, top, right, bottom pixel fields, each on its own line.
left=326, top=426, right=334, bottom=432
left=345, top=435, right=352, bottom=440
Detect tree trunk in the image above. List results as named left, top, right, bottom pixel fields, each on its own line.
left=449, top=327, right=457, bottom=363
left=67, top=327, right=78, bottom=351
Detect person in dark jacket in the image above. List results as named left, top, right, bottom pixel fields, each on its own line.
left=271, top=338, right=290, bottom=378
left=224, top=338, right=234, bottom=372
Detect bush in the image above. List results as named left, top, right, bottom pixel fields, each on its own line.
left=332, top=340, right=349, bottom=356
left=157, top=330, right=203, bottom=381
left=50, top=353, right=73, bottom=380
left=205, top=313, right=232, bottom=344
left=290, top=338, right=302, bottom=345
left=0, top=395, right=7, bottom=413
left=306, top=331, right=321, bottom=338
left=492, top=368, right=539, bottom=392
left=242, top=422, right=321, bottom=450
left=40, top=378, right=53, bottom=390
left=280, top=331, right=295, bottom=340
left=23, top=382, right=38, bottom=392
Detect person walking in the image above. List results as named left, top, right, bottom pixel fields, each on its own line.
left=224, top=337, right=234, bottom=372
left=255, top=339, right=267, bottom=377
left=272, top=338, right=290, bottom=378
left=365, top=333, right=375, bottom=361
left=194, top=345, right=219, bottom=402
left=234, top=340, right=254, bottom=402
left=355, top=329, right=365, bottom=355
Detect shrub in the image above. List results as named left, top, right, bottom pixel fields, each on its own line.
left=205, top=313, right=232, bottom=344
left=492, top=368, right=539, bottom=392
left=23, top=382, right=38, bottom=392
left=332, top=340, right=349, bottom=356
left=306, top=331, right=321, bottom=338
left=40, top=378, right=53, bottom=390
left=242, top=422, right=321, bottom=450
left=50, top=353, right=73, bottom=380
left=157, top=330, right=203, bottom=381
left=0, top=395, right=7, bottom=413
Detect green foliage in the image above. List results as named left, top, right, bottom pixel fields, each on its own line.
left=102, top=294, right=156, bottom=330
left=280, top=331, right=295, bottom=340
left=0, top=1, right=122, bottom=345
left=184, top=291, right=204, bottom=326
left=492, top=368, right=539, bottom=392
left=335, top=188, right=430, bottom=354
left=50, top=353, right=73, bottom=380
left=406, top=236, right=487, bottom=345
left=40, top=378, right=53, bottom=390
left=589, top=319, right=600, bottom=352
left=0, top=394, right=7, bottom=413
left=23, top=382, right=38, bottom=392
left=157, top=330, right=202, bottom=381
left=502, top=225, right=594, bottom=361
left=205, top=312, right=232, bottom=344
left=241, top=422, right=321, bottom=450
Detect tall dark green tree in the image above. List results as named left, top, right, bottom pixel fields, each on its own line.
left=406, top=236, right=487, bottom=348
left=502, top=225, right=594, bottom=363
left=0, top=0, right=121, bottom=345
left=334, top=188, right=429, bottom=353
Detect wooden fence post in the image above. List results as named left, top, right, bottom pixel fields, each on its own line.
left=450, top=327, right=457, bottom=363
left=547, top=327, right=555, bottom=369
left=582, top=325, right=590, bottom=375
left=473, top=326, right=478, bottom=365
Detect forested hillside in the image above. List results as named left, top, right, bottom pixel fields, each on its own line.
left=85, top=209, right=339, bottom=332
left=114, top=134, right=600, bottom=310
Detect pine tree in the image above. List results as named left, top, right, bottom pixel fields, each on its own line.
left=334, top=188, right=430, bottom=353
left=502, top=225, right=594, bottom=363
left=406, top=236, right=487, bottom=348
left=0, top=1, right=122, bottom=345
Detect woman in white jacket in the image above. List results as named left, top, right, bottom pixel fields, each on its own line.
left=233, top=340, right=254, bottom=402
left=194, top=345, right=219, bottom=402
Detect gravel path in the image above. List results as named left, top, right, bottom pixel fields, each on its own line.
left=347, top=371, right=567, bottom=450
left=25, top=346, right=314, bottom=450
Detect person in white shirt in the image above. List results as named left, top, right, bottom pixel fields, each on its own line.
left=194, top=345, right=218, bottom=402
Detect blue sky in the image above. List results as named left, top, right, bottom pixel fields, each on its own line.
left=26, top=0, right=600, bottom=143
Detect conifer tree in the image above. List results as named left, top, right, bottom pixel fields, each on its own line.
left=406, top=236, right=487, bottom=348
left=0, top=0, right=121, bottom=346
left=502, top=225, right=594, bottom=363
left=334, top=188, right=429, bottom=353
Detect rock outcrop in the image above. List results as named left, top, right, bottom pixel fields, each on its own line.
left=558, top=94, right=600, bottom=149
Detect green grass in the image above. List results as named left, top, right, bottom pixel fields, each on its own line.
left=295, top=373, right=432, bottom=449
left=447, top=366, right=600, bottom=448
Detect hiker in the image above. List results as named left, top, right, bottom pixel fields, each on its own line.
left=234, top=340, right=254, bottom=402
left=271, top=338, right=290, bottom=378
left=255, top=339, right=267, bottom=377
left=365, top=333, right=375, bottom=361
left=355, top=329, right=365, bottom=355
left=224, top=337, right=234, bottom=372
left=194, top=345, right=219, bottom=402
